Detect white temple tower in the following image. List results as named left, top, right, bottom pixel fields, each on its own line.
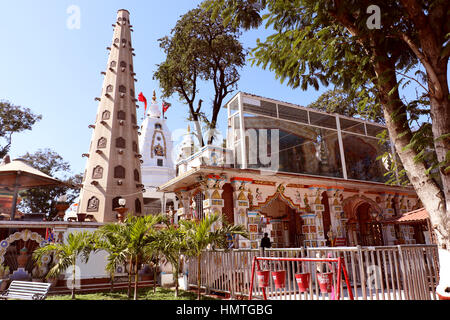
left=139, top=92, right=177, bottom=215
left=77, top=9, right=144, bottom=222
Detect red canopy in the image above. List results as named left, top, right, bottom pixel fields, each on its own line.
left=384, top=208, right=429, bottom=224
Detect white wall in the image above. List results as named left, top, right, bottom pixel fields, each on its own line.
left=62, top=227, right=110, bottom=280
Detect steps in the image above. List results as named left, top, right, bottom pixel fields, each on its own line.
left=49, top=279, right=156, bottom=295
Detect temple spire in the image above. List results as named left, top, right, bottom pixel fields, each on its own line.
left=77, top=9, right=144, bottom=222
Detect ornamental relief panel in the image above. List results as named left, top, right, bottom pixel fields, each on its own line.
left=92, top=166, right=103, bottom=179
left=87, top=196, right=100, bottom=212
left=151, top=131, right=167, bottom=159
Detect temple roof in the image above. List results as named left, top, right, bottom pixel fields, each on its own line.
left=384, top=208, right=430, bottom=224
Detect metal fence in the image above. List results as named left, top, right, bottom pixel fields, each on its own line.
left=187, top=245, right=440, bottom=300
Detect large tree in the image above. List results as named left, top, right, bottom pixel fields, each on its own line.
left=205, top=0, right=450, bottom=296
left=205, top=0, right=449, bottom=244
left=154, top=6, right=246, bottom=146
left=18, top=149, right=81, bottom=218
left=0, top=101, right=42, bottom=158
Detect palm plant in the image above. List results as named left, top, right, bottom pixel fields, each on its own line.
left=94, top=224, right=128, bottom=293
left=122, top=214, right=165, bottom=300
left=32, top=231, right=95, bottom=300
left=150, top=225, right=187, bottom=297
left=180, top=213, right=248, bottom=300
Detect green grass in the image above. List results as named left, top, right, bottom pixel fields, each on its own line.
left=47, top=287, right=218, bottom=300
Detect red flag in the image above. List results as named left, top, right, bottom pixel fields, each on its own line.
left=138, top=92, right=147, bottom=112
left=162, top=101, right=171, bottom=115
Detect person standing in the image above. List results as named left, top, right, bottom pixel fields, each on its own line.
left=260, top=233, right=272, bottom=256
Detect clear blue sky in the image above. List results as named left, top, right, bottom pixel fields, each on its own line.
left=2, top=1, right=427, bottom=178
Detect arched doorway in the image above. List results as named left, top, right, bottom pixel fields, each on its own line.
left=347, top=203, right=384, bottom=246
left=343, top=196, right=384, bottom=246
left=258, top=195, right=303, bottom=248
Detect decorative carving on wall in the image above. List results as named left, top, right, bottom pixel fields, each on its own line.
left=342, top=194, right=382, bottom=222
left=87, top=196, right=100, bottom=212
left=252, top=186, right=302, bottom=212
left=153, top=144, right=164, bottom=157
left=252, top=180, right=276, bottom=186
left=151, top=131, right=167, bottom=159
left=102, top=110, right=111, bottom=120
left=0, top=230, right=47, bottom=265
left=106, top=85, right=114, bottom=92
left=98, top=137, right=107, bottom=149
left=92, top=166, right=103, bottom=179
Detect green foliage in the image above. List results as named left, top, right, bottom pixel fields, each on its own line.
left=148, top=224, right=188, bottom=297
left=0, top=101, right=42, bottom=158
left=17, top=149, right=81, bottom=218
left=307, top=88, right=384, bottom=123
left=154, top=5, right=246, bottom=145
left=95, top=214, right=166, bottom=300
left=179, top=213, right=248, bottom=299
left=32, top=231, right=96, bottom=299
left=204, top=0, right=450, bottom=204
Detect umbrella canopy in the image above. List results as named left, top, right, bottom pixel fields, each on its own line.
left=0, top=157, right=66, bottom=219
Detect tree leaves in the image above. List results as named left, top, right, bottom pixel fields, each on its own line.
left=17, top=149, right=81, bottom=218
left=0, top=101, right=41, bottom=158
left=154, top=6, right=246, bottom=145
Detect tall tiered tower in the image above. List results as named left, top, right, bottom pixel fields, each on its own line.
left=78, top=9, right=144, bottom=222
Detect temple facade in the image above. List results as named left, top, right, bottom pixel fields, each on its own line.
left=139, top=92, right=177, bottom=217
left=77, top=9, right=144, bottom=222
left=159, top=92, right=426, bottom=249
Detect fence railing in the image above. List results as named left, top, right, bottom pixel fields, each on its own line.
left=186, top=245, right=440, bottom=300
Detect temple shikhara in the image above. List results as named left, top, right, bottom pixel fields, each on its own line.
left=139, top=91, right=176, bottom=217
left=78, top=9, right=144, bottom=223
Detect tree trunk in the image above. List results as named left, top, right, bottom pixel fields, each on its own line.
left=197, top=254, right=201, bottom=300
left=127, top=258, right=133, bottom=299
left=110, top=271, right=115, bottom=293
left=153, top=257, right=158, bottom=293
left=174, top=254, right=180, bottom=298
left=134, top=259, right=139, bottom=300
left=71, top=261, right=76, bottom=300
left=372, top=49, right=450, bottom=298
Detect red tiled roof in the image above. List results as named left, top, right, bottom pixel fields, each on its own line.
left=385, top=208, right=429, bottom=224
